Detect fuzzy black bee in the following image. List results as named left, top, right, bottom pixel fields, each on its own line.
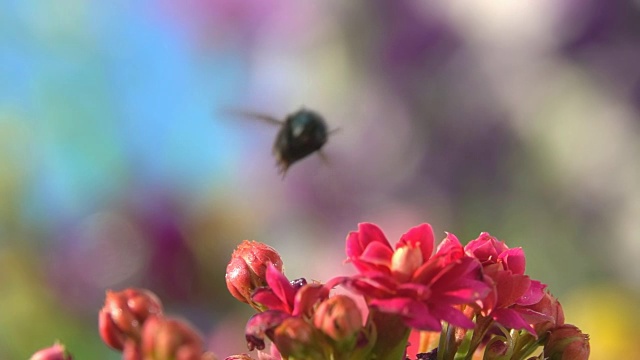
left=231, top=108, right=334, bottom=177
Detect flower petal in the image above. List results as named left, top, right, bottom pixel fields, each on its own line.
left=264, top=264, right=296, bottom=313
left=357, top=242, right=394, bottom=268
left=492, top=308, right=536, bottom=335
left=292, top=284, right=329, bottom=317
left=346, top=223, right=392, bottom=259
left=397, top=223, right=435, bottom=262
left=435, top=232, right=464, bottom=261
left=516, top=280, right=546, bottom=306
left=499, top=247, right=526, bottom=275
left=245, top=310, right=291, bottom=351
left=430, top=303, right=475, bottom=329
left=372, top=298, right=442, bottom=331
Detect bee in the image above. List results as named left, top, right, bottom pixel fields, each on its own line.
left=230, top=108, right=336, bottom=177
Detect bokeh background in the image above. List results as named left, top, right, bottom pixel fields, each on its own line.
left=1, top=1, right=639, bottom=359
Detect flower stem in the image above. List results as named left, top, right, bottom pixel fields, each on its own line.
left=369, top=311, right=410, bottom=360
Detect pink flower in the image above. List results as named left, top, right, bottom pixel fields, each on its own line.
left=251, top=264, right=329, bottom=317
left=334, top=223, right=490, bottom=331
left=244, top=264, right=330, bottom=351
left=465, top=233, right=546, bottom=334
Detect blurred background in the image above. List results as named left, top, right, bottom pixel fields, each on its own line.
left=1, top=0, right=639, bottom=359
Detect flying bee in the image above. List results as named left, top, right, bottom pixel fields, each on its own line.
left=229, top=108, right=336, bottom=177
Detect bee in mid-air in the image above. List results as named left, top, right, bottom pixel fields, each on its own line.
left=231, top=108, right=336, bottom=177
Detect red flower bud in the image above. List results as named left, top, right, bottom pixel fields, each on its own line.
left=543, top=324, right=590, bottom=360
left=29, top=342, right=73, bottom=360
left=99, top=288, right=163, bottom=350
left=313, top=295, right=363, bottom=344
left=141, top=315, right=204, bottom=360
left=225, top=240, right=284, bottom=305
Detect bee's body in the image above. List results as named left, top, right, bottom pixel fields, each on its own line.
left=273, top=109, right=328, bottom=175
left=229, top=107, right=332, bottom=177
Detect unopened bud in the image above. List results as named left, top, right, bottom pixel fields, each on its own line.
left=99, top=288, right=163, bottom=350
left=272, top=317, right=326, bottom=360
left=543, top=324, right=590, bottom=360
left=29, top=342, right=73, bottom=360
left=141, top=316, right=204, bottom=360
left=226, top=241, right=284, bottom=306
left=313, top=295, right=363, bottom=345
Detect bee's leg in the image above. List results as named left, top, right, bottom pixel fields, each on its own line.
left=222, top=109, right=283, bottom=125
left=317, top=150, right=331, bottom=167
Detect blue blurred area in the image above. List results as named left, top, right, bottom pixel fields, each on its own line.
left=1, top=1, right=639, bottom=359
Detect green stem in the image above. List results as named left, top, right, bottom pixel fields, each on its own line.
left=369, top=311, right=411, bottom=360
left=463, top=316, right=494, bottom=360
left=437, top=322, right=459, bottom=360
left=510, top=332, right=545, bottom=360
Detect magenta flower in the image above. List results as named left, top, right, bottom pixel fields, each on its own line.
left=334, top=223, right=490, bottom=331
left=465, top=232, right=546, bottom=334
left=245, top=264, right=330, bottom=351
left=251, top=264, right=329, bottom=317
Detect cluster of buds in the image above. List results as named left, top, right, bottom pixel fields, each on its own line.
left=225, top=222, right=590, bottom=360
left=29, top=221, right=590, bottom=360
left=96, top=287, right=217, bottom=360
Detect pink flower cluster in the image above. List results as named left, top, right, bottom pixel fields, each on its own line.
left=221, top=222, right=588, bottom=360
left=29, top=221, right=589, bottom=360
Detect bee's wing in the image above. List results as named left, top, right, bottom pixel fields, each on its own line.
left=221, top=108, right=283, bottom=125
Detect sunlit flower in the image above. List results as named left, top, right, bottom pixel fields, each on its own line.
left=334, top=223, right=490, bottom=331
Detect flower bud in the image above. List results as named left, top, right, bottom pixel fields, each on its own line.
left=313, top=295, right=363, bottom=345
left=272, top=317, right=326, bottom=360
left=226, top=241, right=284, bottom=305
left=29, top=342, right=73, bottom=360
left=99, top=288, right=163, bottom=350
left=141, top=316, right=204, bottom=360
left=543, top=324, right=590, bottom=360
left=483, top=339, right=509, bottom=360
